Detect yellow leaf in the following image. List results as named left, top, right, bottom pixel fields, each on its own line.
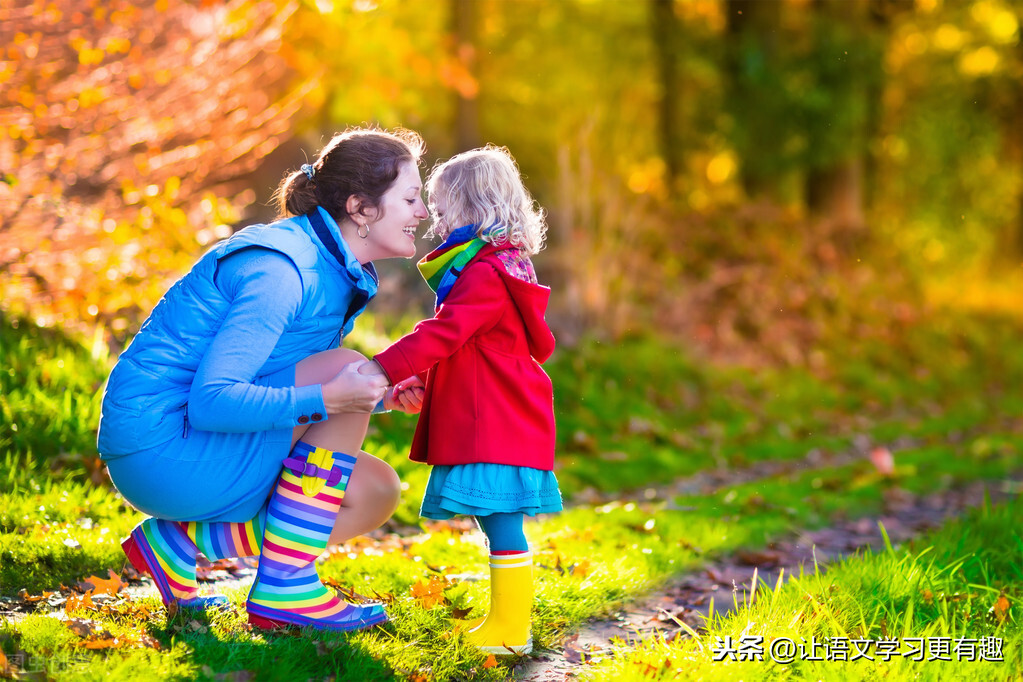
left=80, top=569, right=124, bottom=596
left=992, top=595, right=1010, bottom=624
left=409, top=576, right=447, bottom=609
left=65, top=591, right=95, bottom=613
left=571, top=559, right=591, bottom=577
left=483, top=654, right=498, bottom=668
left=81, top=636, right=119, bottom=649
left=21, top=590, right=56, bottom=603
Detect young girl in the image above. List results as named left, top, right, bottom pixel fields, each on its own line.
left=363, top=146, right=561, bottom=654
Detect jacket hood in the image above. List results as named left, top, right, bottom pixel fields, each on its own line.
left=480, top=247, right=556, bottom=362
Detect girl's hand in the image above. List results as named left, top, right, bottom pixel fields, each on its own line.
left=384, top=375, right=425, bottom=414
left=321, top=361, right=388, bottom=413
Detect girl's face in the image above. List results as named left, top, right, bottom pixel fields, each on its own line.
left=429, top=189, right=451, bottom=238
left=361, top=161, right=428, bottom=261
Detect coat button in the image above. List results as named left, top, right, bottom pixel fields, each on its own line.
left=311, top=413, right=323, bottom=421
left=298, top=415, right=310, bottom=424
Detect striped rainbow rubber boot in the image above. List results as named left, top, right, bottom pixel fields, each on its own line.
left=466, top=551, right=533, bottom=654
left=245, top=442, right=387, bottom=631
left=121, top=513, right=264, bottom=609
left=185, top=513, right=264, bottom=567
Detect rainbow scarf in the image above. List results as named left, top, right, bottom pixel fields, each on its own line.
left=417, top=224, right=488, bottom=307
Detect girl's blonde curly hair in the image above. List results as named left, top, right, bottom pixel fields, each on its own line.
left=425, top=145, right=547, bottom=255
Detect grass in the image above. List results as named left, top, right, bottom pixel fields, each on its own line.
left=591, top=498, right=1023, bottom=681
left=1, top=308, right=1022, bottom=679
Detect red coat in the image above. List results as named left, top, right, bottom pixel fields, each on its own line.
left=373, top=246, right=557, bottom=470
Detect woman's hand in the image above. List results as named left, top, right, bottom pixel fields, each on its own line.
left=321, top=361, right=389, bottom=414
left=384, top=375, right=425, bottom=414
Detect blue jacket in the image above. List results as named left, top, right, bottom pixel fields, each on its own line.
left=97, top=207, right=377, bottom=458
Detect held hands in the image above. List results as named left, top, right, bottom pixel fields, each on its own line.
left=321, top=361, right=388, bottom=414
left=358, top=360, right=425, bottom=414
left=385, top=375, right=425, bottom=414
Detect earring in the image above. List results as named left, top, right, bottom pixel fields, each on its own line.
left=357, top=222, right=370, bottom=239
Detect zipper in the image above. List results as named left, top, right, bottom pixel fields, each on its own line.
left=182, top=404, right=190, bottom=438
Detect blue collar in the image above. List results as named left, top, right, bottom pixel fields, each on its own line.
left=306, top=207, right=378, bottom=288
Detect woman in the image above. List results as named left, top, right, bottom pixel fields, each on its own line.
left=97, top=127, right=427, bottom=631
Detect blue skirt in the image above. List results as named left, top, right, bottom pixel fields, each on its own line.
left=420, top=463, right=563, bottom=520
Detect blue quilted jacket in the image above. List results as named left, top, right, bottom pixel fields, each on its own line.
left=97, top=207, right=377, bottom=458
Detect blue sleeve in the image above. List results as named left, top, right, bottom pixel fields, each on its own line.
left=186, top=248, right=327, bottom=433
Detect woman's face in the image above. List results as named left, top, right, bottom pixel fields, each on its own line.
left=363, top=161, right=428, bottom=260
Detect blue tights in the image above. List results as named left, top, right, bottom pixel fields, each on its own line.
left=475, top=512, right=528, bottom=553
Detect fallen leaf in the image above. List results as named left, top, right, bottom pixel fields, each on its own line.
left=79, top=569, right=124, bottom=596
left=99, top=598, right=154, bottom=620
left=409, top=576, right=447, bottom=609
left=992, top=595, right=1010, bottom=625
left=571, top=560, right=591, bottom=578
left=66, top=617, right=104, bottom=638
left=19, top=589, right=56, bottom=603
left=736, top=549, right=782, bottom=567
left=482, top=654, right=498, bottom=668
left=563, top=633, right=584, bottom=664
left=65, top=591, right=95, bottom=613
left=451, top=606, right=474, bottom=619
left=869, top=447, right=895, bottom=476
left=80, top=635, right=120, bottom=649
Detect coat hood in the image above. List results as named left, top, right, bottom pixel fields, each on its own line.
left=479, top=247, right=556, bottom=363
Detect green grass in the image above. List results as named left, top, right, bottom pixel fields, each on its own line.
left=2, top=430, right=1019, bottom=679
left=1, top=309, right=1022, bottom=679
left=592, top=499, right=1023, bottom=681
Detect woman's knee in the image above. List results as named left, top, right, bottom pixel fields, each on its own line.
left=295, top=347, right=368, bottom=387
left=349, top=452, right=401, bottom=514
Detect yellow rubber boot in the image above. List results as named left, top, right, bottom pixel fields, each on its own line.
left=467, top=551, right=533, bottom=655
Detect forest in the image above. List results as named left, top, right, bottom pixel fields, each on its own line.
left=3, top=0, right=1021, bottom=358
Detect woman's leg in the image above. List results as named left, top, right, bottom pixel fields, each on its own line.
left=244, top=348, right=398, bottom=630
left=292, top=348, right=402, bottom=545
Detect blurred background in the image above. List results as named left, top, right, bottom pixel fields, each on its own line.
left=1, top=0, right=1021, bottom=367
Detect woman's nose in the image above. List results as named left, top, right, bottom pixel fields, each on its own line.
left=415, top=199, right=429, bottom=219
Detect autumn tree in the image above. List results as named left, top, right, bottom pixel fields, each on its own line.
left=0, top=0, right=306, bottom=338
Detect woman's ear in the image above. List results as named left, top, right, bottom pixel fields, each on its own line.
left=345, top=195, right=364, bottom=220
left=345, top=195, right=378, bottom=222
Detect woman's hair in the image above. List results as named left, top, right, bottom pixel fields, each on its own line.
left=425, top=145, right=547, bottom=255
left=274, top=127, right=425, bottom=221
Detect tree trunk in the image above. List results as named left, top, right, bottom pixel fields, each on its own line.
left=452, top=0, right=480, bottom=152
left=804, top=0, right=868, bottom=230
left=1015, top=36, right=1023, bottom=257
left=805, top=160, right=865, bottom=230
left=725, top=0, right=783, bottom=199
left=650, top=0, right=681, bottom=183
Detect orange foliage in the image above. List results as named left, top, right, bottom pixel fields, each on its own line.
left=0, top=0, right=306, bottom=337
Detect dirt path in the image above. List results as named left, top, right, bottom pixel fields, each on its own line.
left=511, top=477, right=1019, bottom=681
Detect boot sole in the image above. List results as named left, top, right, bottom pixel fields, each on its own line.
left=246, top=601, right=389, bottom=632
left=476, top=637, right=533, bottom=656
